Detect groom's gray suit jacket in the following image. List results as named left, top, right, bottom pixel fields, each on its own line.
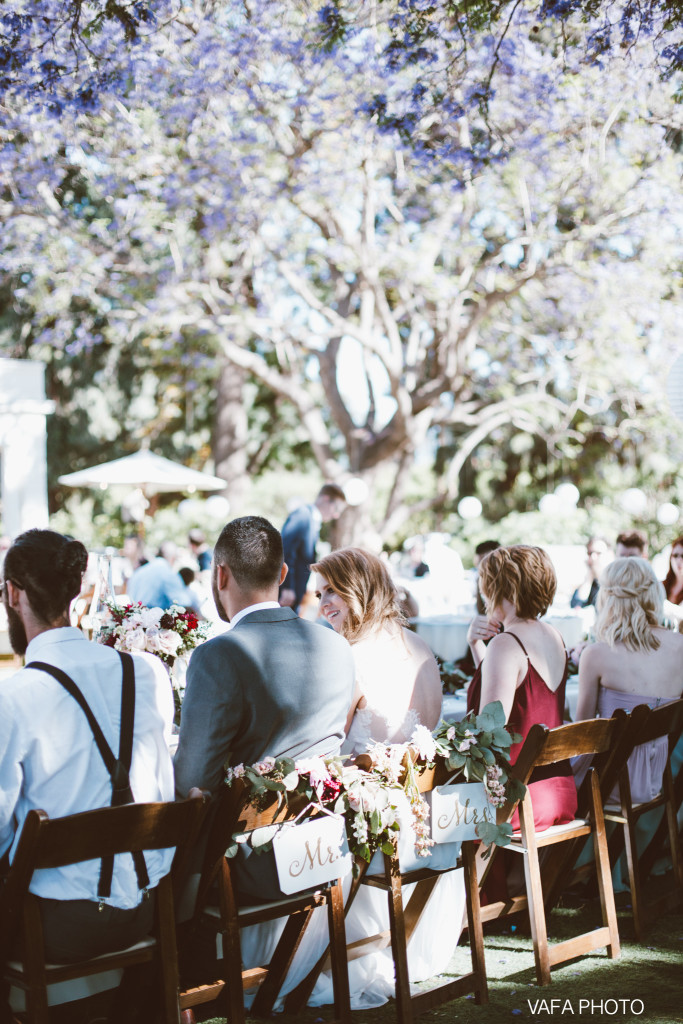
left=174, top=606, right=355, bottom=900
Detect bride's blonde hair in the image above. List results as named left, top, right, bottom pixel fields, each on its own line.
left=595, top=557, right=663, bottom=652
left=311, top=547, right=405, bottom=644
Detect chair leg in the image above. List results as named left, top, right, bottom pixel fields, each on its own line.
left=519, top=799, right=551, bottom=986
left=327, top=879, right=351, bottom=1024
left=156, top=878, right=182, bottom=1024
left=22, top=899, right=50, bottom=1024
left=621, top=814, right=644, bottom=941
left=217, top=863, right=246, bottom=1024
left=384, top=851, right=412, bottom=1024
left=462, top=841, right=488, bottom=1005
left=590, top=773, right=620, bottom=960
left=251, top=908, right=314, bottom=1016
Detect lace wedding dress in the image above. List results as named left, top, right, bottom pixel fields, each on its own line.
left=240, top=626, right=465, bottom=1009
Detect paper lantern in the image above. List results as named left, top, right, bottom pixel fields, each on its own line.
left=656, top=502, right=679, bottom=526
left=619, top=488, right=648, bottom=516
left=457, top=496, right=482, bottom=520
left=343, top=477, right=369, bottom=506
left=554, top=482, right=580, bottom=507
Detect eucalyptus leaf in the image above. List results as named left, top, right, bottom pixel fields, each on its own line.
left=224, top=841, right=239, bottom=859
left=282, top=770, right=300, bottom=791
left=492, top=727, right=513, bottom=747
left=476, top=819, right=513, bottom=849
left=251, top=824, right=280, bottom=848
left=475, top=701, right=506, bottom=731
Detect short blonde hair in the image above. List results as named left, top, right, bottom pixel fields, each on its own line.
left=311, top=547, right=404, bottom=644
left=478, top=545, right=556, bottom=620
left=596, top=557, right=663, bottom=652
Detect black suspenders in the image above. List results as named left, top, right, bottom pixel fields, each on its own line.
left=29, top=651, right=150, bottom=900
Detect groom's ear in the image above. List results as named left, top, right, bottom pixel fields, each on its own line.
left=279, top=563, right=288, bottom=586
left=216, top=563, right=230, bottom=591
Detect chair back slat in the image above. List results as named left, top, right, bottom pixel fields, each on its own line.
left=23, top=799, right=206, bottom=871
left=634, top=698, right=683, bottom=747
left=531, top=717, right=619, bottom=767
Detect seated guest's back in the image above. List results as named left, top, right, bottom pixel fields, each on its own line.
left=0, top=529, right=174, bottom=963
left=312, top=547, right=441, bottom=753
left=576, top=557, right=683, bottom=801
left=467, top=545, right=578, bottom=831
left=174, top=516, right=355, bottom=900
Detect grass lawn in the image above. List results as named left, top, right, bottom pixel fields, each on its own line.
left=196, top=887, right=683, bottom=1024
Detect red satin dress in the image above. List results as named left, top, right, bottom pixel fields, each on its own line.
left=467, top=631, right=578, bottom=833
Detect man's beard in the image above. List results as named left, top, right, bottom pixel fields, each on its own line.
left=6, top=604, right=28, bottom=655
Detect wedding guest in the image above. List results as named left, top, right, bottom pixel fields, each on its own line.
left=467, top=545, right=577, bottom=832
left=0, top=529, right=174, bottom=963
left=174, top=515, right=355, bottom=901
left=575, top=557, right=683, bottom=800
left=662, top=535, right=683, bottom=606
left=188, top=528, right=212, bottom=572
left=313, top=547, right=441, bottom=751
left=278, top=483, right=346, bottom=612
left=127, top=540, right=201, bottom=613
left=570, top=535, right=612, bottom=609
left=615, top=528, right=648, bottom=559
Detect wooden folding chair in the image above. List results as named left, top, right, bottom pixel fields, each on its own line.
left=475, top=718, right=624, bottom=986
left=0, top=795, right=207, bottom=1024
left=602, top=698, right=683, bottom=940
left=178, top=781, right=350, bottom=1024
left=284, top=759, right=488, bottom=1024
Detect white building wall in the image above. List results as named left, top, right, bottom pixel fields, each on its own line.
left=0, top=359, right=54, bottom=539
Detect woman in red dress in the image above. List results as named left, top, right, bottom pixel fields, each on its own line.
left=466, top=545, right=577, bottom=833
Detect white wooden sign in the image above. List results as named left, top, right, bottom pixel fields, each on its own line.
left=428, top=782, right=494, bottom=842
left=273, top=814, right=352, bottom=895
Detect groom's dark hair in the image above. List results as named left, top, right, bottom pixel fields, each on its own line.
left=214, top=516, right=283, bottom=590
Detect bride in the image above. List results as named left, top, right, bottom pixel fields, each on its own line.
left=297, top=547, right=464, bottom=1008
left=312, top=547, right=442, bottom=752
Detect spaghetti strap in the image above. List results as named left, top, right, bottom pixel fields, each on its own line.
left=503, top=631, right=529, bottom=658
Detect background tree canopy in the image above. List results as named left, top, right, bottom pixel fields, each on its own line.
left=1, top=0, right=682, bottom=548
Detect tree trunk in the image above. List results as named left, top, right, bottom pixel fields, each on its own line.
left=212, top=358, right=249, bottom=516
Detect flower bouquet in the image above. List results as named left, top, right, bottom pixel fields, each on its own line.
left=96, top=601, right=210, bottom=718
left=97, top=601, right=209, bottom=666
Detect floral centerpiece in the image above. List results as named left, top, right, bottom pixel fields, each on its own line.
left=96, top=601, right=210, bottom=720
left=97, top=601, right=209, bottom=666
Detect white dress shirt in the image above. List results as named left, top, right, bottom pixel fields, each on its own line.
left=0, top=627, right=175, bottom=908
left=228, top=600, right=281, bottom=630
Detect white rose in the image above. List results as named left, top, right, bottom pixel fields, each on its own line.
left=123, top=627, right=147, bottom=652
left=140, top=607, right=163, bottom=629
left=156, top=629, right=183, bottom=656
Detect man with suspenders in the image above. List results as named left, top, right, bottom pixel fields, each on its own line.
left=0, top=529, right=175, bottom=964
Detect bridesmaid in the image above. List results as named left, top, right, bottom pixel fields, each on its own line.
left=576, top=556, right=683, bottom=802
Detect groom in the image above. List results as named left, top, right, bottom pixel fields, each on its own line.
left=174, top=515, right=355, bottom=898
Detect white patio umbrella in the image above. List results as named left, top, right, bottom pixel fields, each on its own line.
left=58, top=449, right=227, bottom=495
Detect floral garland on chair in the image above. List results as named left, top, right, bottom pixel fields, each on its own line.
left=224, top=702, right=525, bottom=862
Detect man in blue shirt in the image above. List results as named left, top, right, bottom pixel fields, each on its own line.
left=278, top=484, right=346, bottom=612
left=127, top=540, right=200, bottom=612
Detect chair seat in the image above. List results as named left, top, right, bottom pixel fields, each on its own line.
left=203, top=888, right=326, bottom=919
left=604, top=797, right=661, bottom=813
left=510, top=818, right=588, bottom=843
left=7, top=936, right=156, bottom=974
